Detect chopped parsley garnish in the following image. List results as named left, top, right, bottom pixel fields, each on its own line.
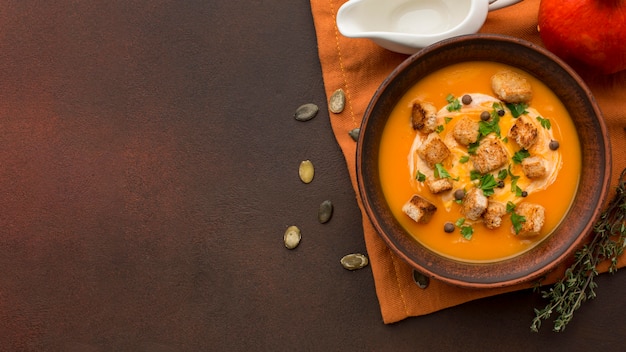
left=435, top=125, right=444, bottom=133
left=460, top=225, right=474, bottom=240
left=470, top=169, right=482, bottom=181
left=491, top=102, right=505, bottom=119
left=446, top=94, right=462, bottom=112
left=512, top=149, right=530, bottom=164
left=478, top=173, right=498, bottom=196
left=459, top=155, right=470, bottom=164
left=434, top=163, right=452, bottom=179
left=497, top=169, right=508, bottom=181
left=508, top=165, right=523, bottom=196
left=536, top=116, right=551, bottom=130
left=506, top=201, right=516, bottom=213
left=467, top=141, right=479, bottom=155
left=416, top=170, right=426, bottom=182
left=478, top=115, right=501, bottom=138
left=444, top=116, right=453, bottom=124
left=455, top=217, right=465, bottom=227
left=506, top=102, right=529, bottom=118
left=511, top=212, right=527, bottom=234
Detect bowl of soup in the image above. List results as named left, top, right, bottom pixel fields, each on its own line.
left=356, top=34, right=611, bottom=288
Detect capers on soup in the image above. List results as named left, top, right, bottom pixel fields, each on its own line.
left=379, top=61, right=581, bottom=262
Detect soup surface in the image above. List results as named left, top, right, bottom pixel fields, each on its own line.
left=378, top=61, right=581, bottom=262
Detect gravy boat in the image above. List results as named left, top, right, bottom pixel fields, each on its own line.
left=336, top=0, right=523, bottom=54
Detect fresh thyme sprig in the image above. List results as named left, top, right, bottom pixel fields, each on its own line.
left=530, top=167, right=626, bottom=332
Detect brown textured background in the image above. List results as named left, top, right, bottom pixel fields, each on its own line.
left=0, top=1, right=623, bottom=351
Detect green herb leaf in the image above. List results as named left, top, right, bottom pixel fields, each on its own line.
left=444, top=116, right=453, bottom=124
left=512, top=149, right=531, bottom=164
left=459, top=155, right=470, bottom=164
left=467, top=141, right=479, bottom=155
left=478, top=115, right=501, bottom=138
left=446, top=94, right=462, bottom=112
left=537, top=116, right=551, bottom=130
left=470, top=169, right=482, bottom=181
left=434, top=163, right=451, bottom=179
left=435, top=125, right=444, bottom=133
left=506, top=201, right=516, bottom=213
left=479, top=173, right=498, bottom=196
left=506, top=102, right=528, bottom=118
left=460, top=225, right=474, bottom=240
left=511, top=212, right=526, bottom=234
left=416, top=170, right=426, bottom=182
left=497, top=169, right=508, bottom=180
left=455, top=217, right=465, bottom=227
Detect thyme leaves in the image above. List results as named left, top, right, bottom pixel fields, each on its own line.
left=530, top=168, right=626, bottom=332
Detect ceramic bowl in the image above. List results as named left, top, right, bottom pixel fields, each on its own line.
left=356, top=34, right=611, bottom=288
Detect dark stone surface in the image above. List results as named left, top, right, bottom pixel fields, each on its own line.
left=0, top=1, right=622, bottom=350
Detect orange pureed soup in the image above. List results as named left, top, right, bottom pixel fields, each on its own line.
left=379, top=61, right=581, bottom=262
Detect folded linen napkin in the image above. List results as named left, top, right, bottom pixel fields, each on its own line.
left=310, top=0, right=626, bottom=323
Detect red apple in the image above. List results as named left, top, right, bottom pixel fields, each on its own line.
left=538, top=0, right=626, bottom=74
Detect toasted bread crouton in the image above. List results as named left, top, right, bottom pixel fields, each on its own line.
left=411, top=101, right=438, bottom=133
left=513, top=202, right=545, bottom=237
left=402, top=195, right=437, bottom=224
left=452, top=117, right=479, bottom=146
left=491, top=70, right=533, bottom=103
left=426, top=176, right=453, bottom=194
left=508, top=115, right=538, bottom=149
left=471, top=138, right=508, bottom=174
left=483, top=201, right=506, bottom=229
left=462, top=188, right=488, bottom=221
left=417, top=132, right=451, bottom=168
left=521, top=156, right=547, bottom=179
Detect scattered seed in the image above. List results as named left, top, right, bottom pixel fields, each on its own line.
left=329, top=88, right=346, bottom=114
left=412, top=269, right=430, bottom=289
left=549, top=140, right=560, bottom=150
left=294, top=103, right=319, bottom=122
left=497, top=180, right=505, bottom=188
left=318, top=200, right=333, bottom=224
left=461, top=94, right=472, bottom=105
left=299, top=160, right=314, bottom=184
left=340, top=253, right=369, bottom=270
left=521, top=190, right=528, bottom=197
left=454, top=189, right=465, bottom=201
left=480, top=111, right=491, bottom=121
left=443, top=222, right=455, bottom=233
left=348, top=128, right=360, bottom=141
left=283, top=226, right=301, bottom=249
left=497, top=109, right=505, bottom=116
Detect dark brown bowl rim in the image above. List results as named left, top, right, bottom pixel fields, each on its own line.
left=356, top=34, right=612, bottom=289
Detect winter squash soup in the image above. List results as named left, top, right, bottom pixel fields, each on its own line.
left=378, top=61, right=581, bottom=262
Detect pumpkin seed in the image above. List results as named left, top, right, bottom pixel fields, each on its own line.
left=329, top=89, right=345, bottom=114
left=348, top=128, right=360, bottom=141
left=284, top=225, right=301, bottom=249
left=294, top=103, right=319, bottom=122
left=340, top=253, right=369, bottom=270
left=299, top=160, right=314, bottom=184
left=412, top=269, right=430, bottom=289
left=318, top=200, right=333, bottom=224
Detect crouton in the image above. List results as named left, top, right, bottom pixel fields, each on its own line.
left=483, top=201, right=506, bottom=229
left=471, top=138, right=508, bottom=174
left=462, top=188, right=488, bottom=221
left=513, top=202, right=545, bottom=237
left=402, top=195, right=437, bottom=224
left=521, top=156, right=547, bottom=179
left=411, top=101, right=438, bottom=133
left=426, top=176, right=453, bottom=194
left=452, top=117, right=479, bottom=146
left=508, top=115, right=538, bottom=149
left=417, top=132, right=451, bottom=168
left=491, top=70, right=533, bottom=103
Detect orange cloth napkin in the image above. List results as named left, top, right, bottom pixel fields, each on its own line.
left=310, top=0, right=626, bottom=323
